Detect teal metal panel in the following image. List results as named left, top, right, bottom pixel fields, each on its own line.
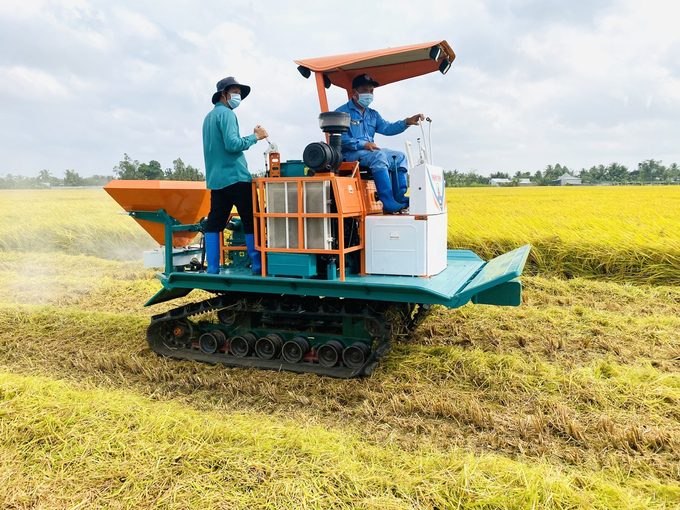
left=456, top=245, right=531, bottom=303
left=153, top=249, right=483, bottom=308
left=471, top=279, right=522, bottom=306
left=267, top=252, right=317, bottom=278
left=149, top=245, right=531, bottom=309
left=145, top=286, right=194, bottom=306
left=280, top=160, right=307, bottom=177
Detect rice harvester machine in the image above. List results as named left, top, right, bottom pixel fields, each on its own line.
left=105, top=41, right=530, bottom=378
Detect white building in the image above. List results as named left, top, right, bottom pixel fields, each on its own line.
left=552, top=173, right=582, bottom=186
left=490, top=178, right=511, bottom=186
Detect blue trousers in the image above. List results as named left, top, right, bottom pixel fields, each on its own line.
left=344, top=148, right=409, bottom=206
left=343, top=148, right=407, bottom=173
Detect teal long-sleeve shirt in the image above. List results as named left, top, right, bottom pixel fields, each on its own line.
left=202, top=102, right=258, bottom=190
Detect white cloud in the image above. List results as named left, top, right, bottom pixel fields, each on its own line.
left=0, top=0, right=678, bottom=178
left=0, top=66, right=75, bottom=100
left=0, top=0, right=46, bottom=18
left=112, top=6, right=162, bottom=40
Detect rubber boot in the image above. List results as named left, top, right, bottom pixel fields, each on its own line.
left=205, top=232, right=221, bottom=274
left=245, top=233, right=262, bottom=274
left=373, top=169, right=407, bottom=213
left=396, top=168, right=410, bottom=207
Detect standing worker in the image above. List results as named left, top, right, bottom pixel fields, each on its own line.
left=202, top=76, right=268, bottom=274
left=335, top=74, right=424, bottom=213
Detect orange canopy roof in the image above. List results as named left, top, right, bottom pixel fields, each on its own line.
left=295, top=40, right=455, bottom=93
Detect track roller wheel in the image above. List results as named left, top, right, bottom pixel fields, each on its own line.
left=342, top=341, right=371, bottom=369
left=148, top=321, right=174, bottom=344
left=282, top=336, right=311, bottom=363
left=317, top=340, right=344, bottom=368
left=230, top=332, right=257, bottom=358
left=199, top=330, right=227, bottom=354
left=169, top=319, right=194, bottom=347
left=255, top=333, right=284, bottom=360
left=217, top=309, right=238, bottom=326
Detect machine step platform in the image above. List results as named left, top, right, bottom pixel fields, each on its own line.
left=147, top=245, right=531, bottom=309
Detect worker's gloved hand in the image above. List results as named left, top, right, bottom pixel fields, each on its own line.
left=254, top=125, right=268, bottom=140
left=363, top=141, right=380, bottom=152
left=405, top=114, right=424, bottom=126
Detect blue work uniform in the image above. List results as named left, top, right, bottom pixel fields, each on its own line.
left=334, top=99, right=409, bottom=172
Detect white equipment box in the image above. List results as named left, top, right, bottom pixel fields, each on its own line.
left=365, top=213, right=448, bottom=276
left=143, top=246, right=201, bottom=268
left=409, top=163, right=446, bottom=216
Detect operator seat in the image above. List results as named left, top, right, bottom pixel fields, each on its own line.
left=358, top=165, right=374, bottom=180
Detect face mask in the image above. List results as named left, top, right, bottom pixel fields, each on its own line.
left=227, top=93, right=241, bottom=109
left=357, top=93, right=373, bottom=108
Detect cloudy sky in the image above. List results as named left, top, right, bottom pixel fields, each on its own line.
left=1, top=0, right=678, bottom=179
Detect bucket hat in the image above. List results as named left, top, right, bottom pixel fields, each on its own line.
left=212, top=76, right=251, bottom=104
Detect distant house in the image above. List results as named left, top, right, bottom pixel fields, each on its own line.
left=552, top=173, right=581, bottom=186
left=490, top=178, right=511, bottom=186
left=518, top=178, right=536, bottom=187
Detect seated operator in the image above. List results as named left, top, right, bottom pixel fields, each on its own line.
left=335, top=74, right=424, bottom=213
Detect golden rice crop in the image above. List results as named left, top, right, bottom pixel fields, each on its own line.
left=1, top=289, right=680, bottom=508
left=3, top=186, right=679, bottom=282
left=1, top=186, right=680, bottom=508
left=4, top=370, right=675, bottom=510
left=446, top=186, right=680, bottom=283
left=0, top=189, right=157, bottom=260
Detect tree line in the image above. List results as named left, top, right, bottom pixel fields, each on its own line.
left=444, top=159, right=680, bottom=187
left=0, top=154, right=204, bottom=189
left=3, top=157, right=678, bottom=190
left=0, top=169, right=113, bottom=189
left=112, top=154, right=204, bottom=181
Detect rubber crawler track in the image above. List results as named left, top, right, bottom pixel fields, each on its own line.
left=146, top=293, right=433, bottom=378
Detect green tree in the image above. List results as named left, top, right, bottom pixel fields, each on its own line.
left=532, top=170, right=544, bottom=185
left=594, top=164, right=607, bottom=181
left=666, top=162, right=680, bottom=181
left=38, top=169, right=52, bottom=183
left=443, top=170, right=460, bottom=186
left=1, top=174, right=16, bottom=189
left=114, top=154, right=141, bottom=179
left=578, top=167, right=592, bottom=183
left=165, top=158, right=205, bottom=181
left=63, top=169, right=84, bottom=187
left=83, top=174, right=115, bottom=186
left=637, top=159, right=666, bottom=182
left=138, top=160, right=164, bottom=180
left=606, top=162, right=629, bottom=182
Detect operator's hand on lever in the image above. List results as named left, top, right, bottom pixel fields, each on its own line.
left=405, top=114, right=425, bottom=126
left=363, top=141, right=381, bottom=152
left=254, top=125, right=268, bottom=140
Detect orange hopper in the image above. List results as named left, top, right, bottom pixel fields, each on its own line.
left=104, top=180, right=210, bottom=247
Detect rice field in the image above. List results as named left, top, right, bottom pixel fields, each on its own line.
left=1, top=187, right=679, bottom=509
left=447, top=186, right=680, bottom=284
